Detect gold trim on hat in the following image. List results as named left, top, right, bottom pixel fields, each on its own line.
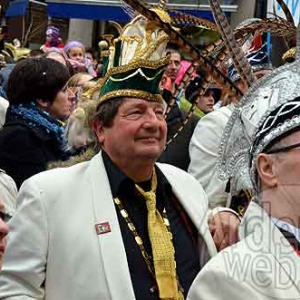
left=282, top=47, right=296, bottom=62
left=133, top=34, right=170, bottom=63
left=101, top=56, right=169, bottom=86
left=150, top=8, right=172, bottom=23
left=99, top=89, right=164, bottom=104
left=108, top=67, right=164, bottom=82
left=101, top=50, right=110, bottom=58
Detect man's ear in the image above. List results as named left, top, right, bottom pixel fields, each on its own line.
left=256, top=153, right=277, bottom=189
left=92, top=119, right=105, bottom=145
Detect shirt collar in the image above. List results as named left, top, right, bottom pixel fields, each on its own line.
left=101, top=151, right=171, bottom=198
left=102, top=150, right=130, bottom=198
left=272, top=217, right=300, bottom=245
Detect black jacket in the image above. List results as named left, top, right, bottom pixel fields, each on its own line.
left=159, top=104, right=199, bottom=171
left=0, top=113, right=64, bottom=188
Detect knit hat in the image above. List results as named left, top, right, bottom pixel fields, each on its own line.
left=64, top=41, right=85, bottom=54
left=46, top=26, right=60, bottom=42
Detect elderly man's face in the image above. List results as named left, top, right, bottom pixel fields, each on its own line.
left=271, top=131, right=300, bottom=190
left=257, top=130, right=300, bottom=208
left=95, top=98, right=167, bottom=166
left=0, top=200, right=9, bottom=270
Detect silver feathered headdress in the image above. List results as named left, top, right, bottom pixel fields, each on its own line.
left=217, top=23, right=300, bottom=195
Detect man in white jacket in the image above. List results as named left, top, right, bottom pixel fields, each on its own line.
left=188, top=42, right=272, bottom=209
left=0, top=8, right=239, bottom=300
left=188, top=52, right=300, bottom=300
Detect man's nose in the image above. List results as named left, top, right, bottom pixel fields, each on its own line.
left=171, top=61, right=176, bottom=68
left=0, top=219, right=9, bottom=237
left=142, top=110, right=160, bottom=128
left=209, top=95, right=215, bottom=102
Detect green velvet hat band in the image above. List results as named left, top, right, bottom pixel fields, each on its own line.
left=99, top=64, right=166, bottom=103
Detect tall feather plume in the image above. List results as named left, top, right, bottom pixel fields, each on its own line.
left=170, top=9, right=295, bottom=101
left=173, top=62, right=198, bottom=101
left=173, top=45, right=224, bottom=98
left=167, top=47, right=228, bottom=145
left=204, top=17, right=296, bottom=85
left=162, top=9, right=251, bottom=60
left=234, top=18, right=294, bottom=41
left=168, top=9, right=218, bottom=30
left=170, top=45, right=228, bottom=140
left=165, top=60, right=204, bottom=145
left=119, top=0, right=244, bottom=145
left=120, top=0, right=243, bottom=99
left=166, top=70, right=213, bottom=145
left=167, top=10, right=223, bottom=58
left=209, top=0, right=256, bottom=88
left=275, top=0, right=296, bottom=51
left=186, top=18, right=294, bottom=62
left=172, top=41, right=224, bottom=108
left=275, top=0, right=294, bottom=25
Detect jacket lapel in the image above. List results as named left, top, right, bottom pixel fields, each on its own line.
left=268, top=225, right=300, bottom=294
left=157, top=163, right=217, bottom=258
left=88, top=152, right=135, bottom=300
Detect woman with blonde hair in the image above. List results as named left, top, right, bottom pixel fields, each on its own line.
left=67, top=72, right=96, bottom=112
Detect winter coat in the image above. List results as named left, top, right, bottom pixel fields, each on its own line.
left=0, top=111, right=64, bottom=188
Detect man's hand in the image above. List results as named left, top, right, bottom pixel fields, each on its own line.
left=209, top=211, right=240, bottom=251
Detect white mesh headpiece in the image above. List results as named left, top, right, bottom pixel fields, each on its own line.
left=217, top=24, right=300, bottom=194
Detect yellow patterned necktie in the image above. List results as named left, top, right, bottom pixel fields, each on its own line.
left=135, top=169, right=184, bottom=300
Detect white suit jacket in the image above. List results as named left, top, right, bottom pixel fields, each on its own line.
left=0, top=96, right=8, bottom=127
left=0, top=169, right=17, bottom=217
left=187, top=201, right=300, bottom=300
left=188, top=106, right=233, bottom=208
left=0, top=152, right=216, bottom=300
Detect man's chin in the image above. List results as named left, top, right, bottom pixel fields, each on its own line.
left=136, top=147, right=164, bottom=161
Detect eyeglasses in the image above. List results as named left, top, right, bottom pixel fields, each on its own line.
left=266, top=142, right=300, bottom=154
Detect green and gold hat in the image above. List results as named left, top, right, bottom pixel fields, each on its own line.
left=98, top=8, right=171, bottom=104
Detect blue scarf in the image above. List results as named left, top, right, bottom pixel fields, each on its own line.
left=10, top=102, right=70, bottom=159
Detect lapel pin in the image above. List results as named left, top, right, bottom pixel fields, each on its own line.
left=95, top=222, right=111, bottom=235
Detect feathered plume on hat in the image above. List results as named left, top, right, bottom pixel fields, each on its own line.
left=217, top=21, right=300, bottom=196
left=227, top=37, right=272, bottom=83
left=118, top=0, right=250, bottom=146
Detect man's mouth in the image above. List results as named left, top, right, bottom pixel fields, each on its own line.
left=138, top=137, right=160, bottom=142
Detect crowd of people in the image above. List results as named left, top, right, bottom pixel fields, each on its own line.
left=0, top=0, right=299, bottom=299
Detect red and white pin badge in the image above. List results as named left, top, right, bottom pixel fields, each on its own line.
left=95, top=222, right=111, bottom=235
